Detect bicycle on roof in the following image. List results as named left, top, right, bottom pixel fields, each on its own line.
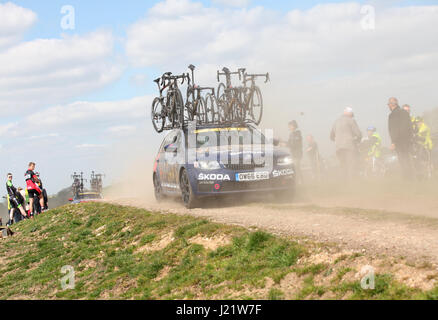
left=151, top=72, right=188, bottom=133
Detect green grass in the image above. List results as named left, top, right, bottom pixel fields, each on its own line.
left=0, top=202, right=436, bottom=300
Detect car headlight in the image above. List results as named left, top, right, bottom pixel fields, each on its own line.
left=277, top=156, right=293, bottom=166
left=194, top=161, right=221, bottom=170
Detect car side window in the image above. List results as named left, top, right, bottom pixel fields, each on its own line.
left=163, top=130, right=181, bottom=152
left=160, top=131, right=176, bottom=152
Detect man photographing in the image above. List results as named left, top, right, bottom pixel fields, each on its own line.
left=25, top=162, right=45, bottom=216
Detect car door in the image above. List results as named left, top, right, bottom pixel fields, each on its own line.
left=160, top=130, right=181, bottom=191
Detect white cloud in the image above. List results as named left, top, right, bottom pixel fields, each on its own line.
left=0, top=95, right=152, bottom=141
left=31, top=95, right=151, bottom=128
left=212, top=0, right=250, bottom=7
left=0, top=30, right=124, bottom=115
left=75, top=144, right=107, bottom=149
left=0, top=2, right=37, bottom=48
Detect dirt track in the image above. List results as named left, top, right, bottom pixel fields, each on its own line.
left=108, top=179, right=438, bottom=266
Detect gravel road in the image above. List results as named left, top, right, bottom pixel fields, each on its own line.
left=108, top=180, right=438, bottom=264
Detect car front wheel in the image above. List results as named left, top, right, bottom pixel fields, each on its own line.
left=180, top=169, right=199, bottom=209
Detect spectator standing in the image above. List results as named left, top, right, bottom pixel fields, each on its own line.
left=306, top=135, right=321, bottom=181
left=387, top=97, right=414, bottom=180
left=330, top=107, right=362, bottom=181
left=287, top=120, right=303, bottom=184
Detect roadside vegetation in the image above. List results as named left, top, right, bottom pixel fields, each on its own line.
left=0, top=203, right=437, bottom=300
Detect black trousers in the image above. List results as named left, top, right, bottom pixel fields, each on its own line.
left=395, top=145, right=413, bottom=180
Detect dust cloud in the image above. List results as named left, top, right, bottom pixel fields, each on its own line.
left=102, top=133, right=158, bottom=204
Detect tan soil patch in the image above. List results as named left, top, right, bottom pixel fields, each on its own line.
left=136, top=232, right=174, bottom=253
left=155, top=265, right=172, bottom=282
left=93, top=225, right=106, bottom=236
left=188, top=234, right=231, bottom=251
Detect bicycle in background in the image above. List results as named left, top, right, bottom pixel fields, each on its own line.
left=151, top=72, right=188, bottom=133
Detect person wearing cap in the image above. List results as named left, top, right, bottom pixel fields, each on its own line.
left=330, top=107, right=362, bottom=181
left=387, top=97, right=414, bottom=180
left=287, top=120, right=303, bottom=183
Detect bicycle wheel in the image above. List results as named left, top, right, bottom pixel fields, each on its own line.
left=248, top=86, right=263, bottom=125
left=231, top=89, right=245, bottom=122
left=217, top=93, right=228, bottom=122
left=151, top=97, right=165, bottom=133
left=194, top=98, right=207, bottom=124
left=204, top=93, right=218, bottom=123
left=185, top=88, right=196, bottom=122
left=217, top=83, right=226, bottom=101
left=167, top=89, right=184, bottom=128
left=175, top=89, right=184, bottom=127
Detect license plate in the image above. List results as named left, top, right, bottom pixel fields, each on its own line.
left=236, top=172, right=269, bottom=182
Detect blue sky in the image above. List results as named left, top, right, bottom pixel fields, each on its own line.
left=1, top=0, right=438, bottom=195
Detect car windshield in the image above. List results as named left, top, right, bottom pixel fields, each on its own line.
left=195, top=127, right=265, bottom=148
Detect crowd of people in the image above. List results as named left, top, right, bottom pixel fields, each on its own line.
left=286, top=97, right=434, bottom=183
left=4, top=162, right=48, bottom=227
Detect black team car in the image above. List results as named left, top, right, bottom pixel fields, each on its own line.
left=153, top=122, right=296, bottom=208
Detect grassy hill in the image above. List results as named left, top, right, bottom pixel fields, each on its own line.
left=0, top=202, right=437, bottom=300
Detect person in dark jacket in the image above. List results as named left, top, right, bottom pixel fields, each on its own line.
left=288, top=120, right=303, bottom=183
left=387, top=97, right=414, bottom=180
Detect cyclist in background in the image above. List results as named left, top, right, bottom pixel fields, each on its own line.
left=403, top=104, right=419, bottom=136
left=415, top=117, right=433, bottom=152
left=36, top=172, right=48, bottom=211
left=365, top=126, right=383, bottom=176
left=25, top=162, right=45, bottom=217
left=6, top=173, right=28, bottom=225
left=367, top=126, right=382, bottom=159
left=18, top=187, right=30, bottom=213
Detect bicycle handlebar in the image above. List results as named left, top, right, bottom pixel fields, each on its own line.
left=244, top=72, right=270, bottom=83
left=217, top=67, right=246, bottom=82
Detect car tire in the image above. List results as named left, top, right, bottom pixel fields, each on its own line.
left=153, top=174, right=166, bottom=202
left=180, top=169, right=199, bottom=209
